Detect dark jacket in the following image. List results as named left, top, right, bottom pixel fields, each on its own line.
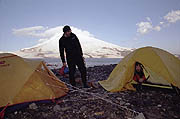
left=59, top=33, right=83, bottom=63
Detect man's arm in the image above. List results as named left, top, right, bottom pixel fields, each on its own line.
left=59, top=39, right=66, bottom=63
left=75, top=35, right=83, bottom=56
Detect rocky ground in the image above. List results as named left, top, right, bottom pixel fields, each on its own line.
left=5, top=64, right=180, bottom=119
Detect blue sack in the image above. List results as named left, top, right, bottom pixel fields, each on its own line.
left=64, top=67, right=69, bottom=74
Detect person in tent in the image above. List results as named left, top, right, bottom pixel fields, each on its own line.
left=59, top=25, right=89, bottom=88
left=133, top=62, right=148, bottom=91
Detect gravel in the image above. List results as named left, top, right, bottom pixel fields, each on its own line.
left=5, top=64, right=180, bottom=119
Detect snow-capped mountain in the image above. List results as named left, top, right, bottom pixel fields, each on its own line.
left=14, top=26, right=133, bottom=58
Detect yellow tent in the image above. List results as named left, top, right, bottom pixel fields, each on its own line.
left=99, top=47, right=180, bottom=92
left=0, top=53, right=68, bottom=107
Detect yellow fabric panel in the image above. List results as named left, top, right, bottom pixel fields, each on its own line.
left=144, top=66, right=170, bottom=85
left=39, top=62, right=68, bottom=90
left=12, top=63, right=68, bottom=106
left=13, top=72, right=55, bottom=104
left=0, top=54, right=35, bottom=107
left=24, top=58, right=42, bottom=70
left=36, top=62, right=68, bottom=97
left=153, top=48, right=180, bottom=87
left=132, top=47, right=175, bottom=85
left=99, top=47, right=180, bottom=92
left=0, top=53, right=68, bottom=107
left=0, top=53, right=16, bottom=57
left=99, top=51, right=136, bottom=92
left=43, top=62, right=68, bottom=89
left=37, top=71, right=68, bottom=98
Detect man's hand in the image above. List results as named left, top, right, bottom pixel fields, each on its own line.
left=63, top=62, right=67, bottom=67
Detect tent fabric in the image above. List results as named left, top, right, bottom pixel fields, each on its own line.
left=99, top=47, right=180, bottom=92
left=0, top=53, right=68, bottom=107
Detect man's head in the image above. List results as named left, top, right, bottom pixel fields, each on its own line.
left=63, top=25, right=71, bottom=37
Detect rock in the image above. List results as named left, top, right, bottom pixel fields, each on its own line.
left=110, top=113, right=116, bottom=118
left=14, top=111, right=18, bottom=115
left=88, top=116, right=96, bottom=119
left=116, top=97, right=122, bottom=100
left=94, top=111, right=104, bottom=116
left=29, top=103, right=38, bottom=110
left=173, top=115, right=179, bottom=118
left=168, top=111, right=174, bottom=115
left=19, top=111, right=22, bottom=114
left=125, top=103, right=130, bottom=106
left=5, top=64, right=180, bottom=119
left=80, top=106, right=87, bottom=111
left=157, top=104, right=162, bottom=107
left=91, top=81, right=99, bottom=88
left=120, top=101, right=126, bottom=105
left=61, top=107, right=71, bottom=111
left=135, top=113, right=146, bottom=119
left=42, top=112, right=48, bottom=118
left=53, top=105, right=61, bottom=112
left=102, top=94, right=109, bottom=98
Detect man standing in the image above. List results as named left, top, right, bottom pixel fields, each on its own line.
left=59, top=25, right=89, bottom=88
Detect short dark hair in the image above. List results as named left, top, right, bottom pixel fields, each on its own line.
left=63, top=25, right=71, bottom=33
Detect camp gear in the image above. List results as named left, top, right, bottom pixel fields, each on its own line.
left=0, top=103, right=9, bottom=119
left=0, top=53, right=68, bottom=108
left=64, top=66, right=69, bottom=74
left=99, top=47, right=180, bottom=92
left=59, top=66, right=69, bottom=76
left=59, top=66, right=66, bottom=75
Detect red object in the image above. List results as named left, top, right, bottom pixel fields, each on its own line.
left=133, top=74, right=146, bottom=83
left=51, top=99, right=56, bottom=103
left=0, top=103, right=9, bottom=119
left=51, top=98, right=63, bottom=104
left=59, top=66, right=65, bottom=76
left=0, top=61, right=5, bottom=65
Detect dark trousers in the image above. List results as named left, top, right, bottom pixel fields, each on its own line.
left=67, top=55, right=87, bottom=86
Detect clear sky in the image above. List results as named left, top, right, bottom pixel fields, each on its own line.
left=0, top=0, right=180, bottom=54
